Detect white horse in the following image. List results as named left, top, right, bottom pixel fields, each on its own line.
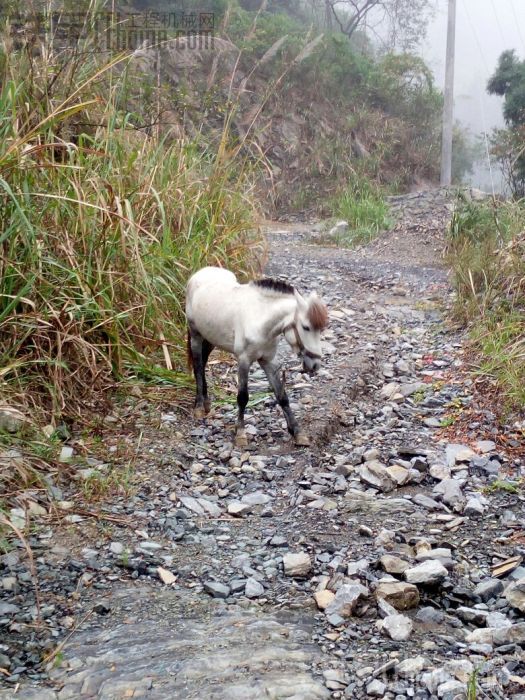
left=185, top=266, right=329, bottom=447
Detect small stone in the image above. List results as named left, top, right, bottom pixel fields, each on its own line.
left=366, top=679, right=387, bottom=697
left=437, top=680, right=467, bottom=699
left=474, top=578, right=504, bottom=602
left=283, top=552, right=312, bottom=577
left=475, top=440, right=496, bottom=453
left=323, top=668, right=346, bottom=690
left=59, top=446, right=74, bottom=463
left=203, top=581, right=230, bottom=598
left=464, top=495, right=486, bottom=516
left=405, top=560, right=448, bottom=585
left=110, top=542, right=124, bottom=555
left=422, top=669, right=454, bottom=694
left=377, top=597, right=398, bottom=618
left=227, top=501, right=252, bottom=517
left=244, top=577, right=264, bottom=598
left=505, top=578, right=525, bottom=613
left=416, top=606, right=445, bottom=625
left=381, top=613, right=413, bottom=641
left=359, top=461, right=396, bottom=492
left=396, top=656, right=427, bottom=678
left=380, top=555, right=409, bottom=575
left=433, top=479, right=465, bottom=509
left=446, top=444, right=475, bottom=467
left=325, top=583, right=369, bottom=618
left=386, top=465, right=410, bottom=486
left=241, top=491, right=272, bottom=506
left=375, top=581, right=420, bottom=610
left=314, top=589, right=336, bottom=610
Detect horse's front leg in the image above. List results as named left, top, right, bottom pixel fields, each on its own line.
left=235, top=360, right=250, bottom=447
left=259, top=358, right=310, bottom=447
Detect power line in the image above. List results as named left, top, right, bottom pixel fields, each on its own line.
left=459, top=0, right=496, bottom=191
left=489, top=0, right=507, bottom=47
left=459, top=0, right=491, bottom=75
left=508, top=0, right=525, bottom=55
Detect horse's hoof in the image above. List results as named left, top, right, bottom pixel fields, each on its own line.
left=294, top=431, right=310, bottom=447
left=194, top=406, right=206, bottom=420
left=204, top=399, right=212, bottom=414
left=235, top=431, right=248, bottom=448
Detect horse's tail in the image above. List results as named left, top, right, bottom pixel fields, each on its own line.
left=186, top=329, right=193, bottom=373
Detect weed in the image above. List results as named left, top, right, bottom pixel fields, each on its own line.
left=466, top=667, right=478, bottom=700
left=485, top=479, right=521, bottom=494
left=440, top=416, right=456, bottom=428
left=80, top=466, right=135, bottom=502
left=411, top=390, right=426, bottom=405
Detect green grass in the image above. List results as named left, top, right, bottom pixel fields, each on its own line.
left=330, top=173, right=392, bottom=247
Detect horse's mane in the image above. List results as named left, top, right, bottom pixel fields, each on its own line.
left=308, top=298, right=329, bottom=331
left=253, top=278, right=295, bottom=295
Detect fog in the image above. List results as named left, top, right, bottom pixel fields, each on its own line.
left=423, top=0, right=525, bottom=190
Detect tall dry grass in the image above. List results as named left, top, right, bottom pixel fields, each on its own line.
left=0, top=17, right=263, bottom=423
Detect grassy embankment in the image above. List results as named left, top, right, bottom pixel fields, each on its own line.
left=447, top=194, right=525, bottom=413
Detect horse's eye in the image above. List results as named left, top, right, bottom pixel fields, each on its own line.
left=302, top=324, right=310, bottom=332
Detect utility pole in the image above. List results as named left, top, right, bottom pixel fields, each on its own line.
left=441, top=0, right=457, bottom=186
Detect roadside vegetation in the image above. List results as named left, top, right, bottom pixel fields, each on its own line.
left=447, top=194, right=525, bottom=413
left=0, top=9, right=263, bottom=515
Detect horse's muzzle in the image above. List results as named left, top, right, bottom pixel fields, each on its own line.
left=302, top=353, right=321, bottom=374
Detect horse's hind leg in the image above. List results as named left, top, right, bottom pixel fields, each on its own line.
left=259, top=359, right=310, bottom=447
left=235, top=360, right=250, bottom=448
left=201, top=339, right=213, bottom=414
left=189, top=329, right=209, bottom=419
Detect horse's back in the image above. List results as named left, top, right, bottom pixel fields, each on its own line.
left=186, top=267, right=240, bottom=351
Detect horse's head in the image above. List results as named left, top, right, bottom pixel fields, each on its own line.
left=285, top=291, right=328, bottom=374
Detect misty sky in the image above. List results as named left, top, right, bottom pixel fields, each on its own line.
left=425, top=0, right=525, bottom=132
left=422, top=0, right=525, bottom=187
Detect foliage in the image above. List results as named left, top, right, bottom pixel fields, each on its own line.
left=446, top=194, right=525, bottom=411
left=487, top=50, right=525, bottom=197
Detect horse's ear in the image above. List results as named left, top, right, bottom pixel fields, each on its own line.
left=294, top=289, right=308, bottom=312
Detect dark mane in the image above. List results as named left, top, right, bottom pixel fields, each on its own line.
left=253, top=278, right=295, bottom=295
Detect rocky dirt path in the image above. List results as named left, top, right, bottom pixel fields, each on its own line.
left=2, top=189, right=525, bottom=700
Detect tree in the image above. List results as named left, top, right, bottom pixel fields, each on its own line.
left=487, top=50, right=525, bottom=196
left=323, top=0, right=433, bottom=51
